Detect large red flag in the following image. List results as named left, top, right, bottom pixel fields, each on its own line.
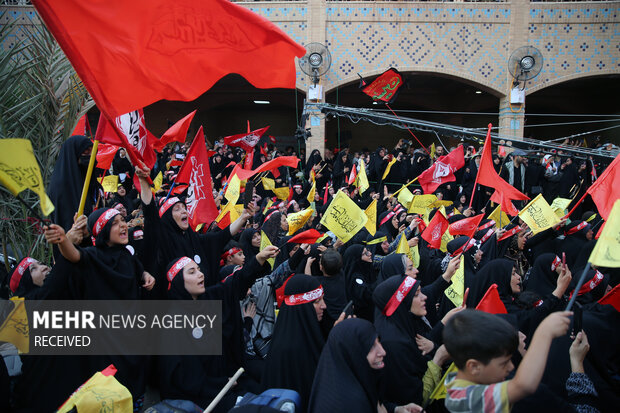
left=153, top=110, right=197, bottom=152
left=475, top=284, right=508, bottom=314
left=94, top=110, right=157, bottom=169
left=32, top=0, right=305, bottom=118
left=474, top=125, right=528, bottom=215
left=418, top=146, right=465, bottom=194
left=176, top=126, right=219, bottom=229
left=421, top=211, right=449, bottom=249
left=224, top=126, right=270, bottom=153
left=586, top=154, right=620, bottom=220
left=448, top=213, right=484, bottom=236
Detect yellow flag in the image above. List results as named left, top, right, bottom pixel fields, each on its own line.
left=551, top=197, right=572, bottom=219
left=589, top=199, right=620, bottom=267
left=444, top=255, right=465, bottom=306
left=320, top=190, right=368, bottom=243
left=260, top=230, right=275, bottom=269
left=427, top=362, right=458, bottom=402
left=262, top=177, right=275, bottom=191
left=97, top=175, right=119, bottom=193
left=0, top=297, right=29, bottom=353
left=307, top=180, right=316, bottom=204
left=409, top=194, right=437, bottom=214
left=57, top=368, right=132, bottom=413
left=153, top=171, right=163, bottom=192
left=396, top=234, right=410, bottom=255
left=430, top=142, right=436, bottom=160
left=357, top=161, right=369, bottom=194
left=488, top=205, right=509, bottom=228
left=440, top=231, right=453, bottom=253
left=225, top=174, right=241, bottom=204
left=519, top=194, right=560, bottom=234
left=365, top=235, right=387, bottom=245
left=397, top=186, right=414, bottom=209
left=273, top=187, right=289, bottom=201
left=216, top=201, right=239, bottom=223
left=409, top=244, right=420, bottom=268
left=429, top=200, right=453, bottom=209
left=0, top=139, right=54, bottom=215
left=287, top=207, right=314, bottom=235
left=263, top=199, right=274, bottom=215
left=382, top=157, right=397, bottom=180
left=364, top=199, right=377, bottom=236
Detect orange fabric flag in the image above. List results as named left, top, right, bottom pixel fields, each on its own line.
left=474, top=125, right=529, bottom=215
left=586, top=154, right=620, bottom=220
left=421, top=210, right=449, bottom=249
left=32, top=0, right=306, bottom=118
left=475, top=284, right=508, bottom=314
left=154, top=110, right=197, bottom=152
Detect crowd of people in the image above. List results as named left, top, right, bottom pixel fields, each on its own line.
left=2, top=133, right=619, bottom=413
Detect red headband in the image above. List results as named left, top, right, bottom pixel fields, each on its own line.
left=479, top=228, right=495, bottom=244
left=383, top=276, right=417, bottom=316
left=451, top=238, right=477, bottom=257
left=498, top=226, right=521, bottom=242
left=10, top=257, right=36, bottom=293
left=159, top=197, right=181, bottom=218
left=167, top=257, right=193, bottom=290
left=550, top=256, right=561, bottom=271
left=479, top=220, right=495, bottom=231
left=220, top=247, right=242, bottom=266
left=570, top=271, right=604, bottom=299
left=93, top=209, right=120, bottom=238
left=565, top=221, right=588, bottom=236
left=380, top=211, right=395, bottom=227
left=284, top=286, right=324, bottom=306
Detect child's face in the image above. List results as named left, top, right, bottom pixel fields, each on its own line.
left=476, top=354, right=514, bottom=384
left=107, top=215, right=128, bottom=246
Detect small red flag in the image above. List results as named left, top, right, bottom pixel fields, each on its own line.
left=72, top=114, right=87, bottom=136
left=287, top=229, right=323, bottom=245
left=347, top=164, right=358, bottom=185
left=217, top=211, right=231, bottom=230
left=362, top=68, right=404, bottom=104
left=448, top=214, right=484, bottom=236
left=586, top=154, right=620, bottom=220
left=224, top=126, right=270, bottom=153
left=95, top=143, right=119, bottom=170
left=598, top=283, right=620, bottom=312
left=421, top=211, right=449, bottom=249
left=475, top=284, right=508, bottom=314
left=154, top=110, right=197, bottom=152
left=176, top=126, right=219, bottom=229
left=233, top=156, right=299, bottom=181
left=418, top=146, right=465, bottom=194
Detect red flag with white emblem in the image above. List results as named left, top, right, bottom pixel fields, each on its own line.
left=418, top=146, right=465, bottom=194
left=421, top=210, right=449, bottom=249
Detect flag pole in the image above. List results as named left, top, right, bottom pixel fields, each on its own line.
left=77, top=140, right=99, bottom=216
left=392, top=176, right=420, bottom=198
left=385, top=104, right=429, bottom=155
left=565, top=263, right=591, bottom=311
left=469, top=124, right=492, bottom=209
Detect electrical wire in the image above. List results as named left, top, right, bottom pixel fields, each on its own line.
left=472, top=118, right=620, bottom=131
left=372, top=108, right=620, bottom=117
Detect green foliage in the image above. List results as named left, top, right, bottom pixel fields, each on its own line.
left=0, top=13, right=94, bottom=266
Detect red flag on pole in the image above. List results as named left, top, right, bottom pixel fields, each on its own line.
left=361, top=68, right=404, bottom=104
left=224, top=126, right=270, bottom=153
left=421, top=211, right=449, bottom=249
left=585, top=154, right=620, bottom=220
left=95, top=143, right=119, bottom=170
left=234, top=156, right=300, bottom=181
left=32, top=0, right=306, bottom=118
left=472, top=124, right=529, bottom=214
left=72, top=115, right=87, bottom=136
left=475, top=284, right=508, bottom=314
left=176, top=126, right=219, bottom=229
left=418, top=146, right=465, bottom=194
left=448, top=213, right=484, bottom=236
left=153, top=110, right=197, bottom=152
left=598, top=283, right=620, bottom=312
left=287, top=229, right=323, bottom=245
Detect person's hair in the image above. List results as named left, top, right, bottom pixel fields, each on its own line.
left=320, top=248, right=343, bottom=276
left=443, top=310, right=519, bottom=369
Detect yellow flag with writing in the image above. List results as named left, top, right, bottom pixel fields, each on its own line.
left=382, top=157, right=397, bottom=180
left=287, top=207, right=314, bottom=235
left=444, top=255, right=465, bottom=307
left=307, top=180, right=316, bottom=204
left=427, top=362, right=459, bottom=402
left=260, top=230, right=275, bottom=269
left=396, top=234, right=410, bottom=255
left=488, top=204, right=509, bottom=228
left=409, top=194, right=437, bottom=214
left=0, top=297, right=29, bottom=353
left=397, top=186, right=414, bottom=209
left=550, top=197, right=572, bottom=219
left=153, top=171, right=163, bottom=192
left=0, top=139, right=54, bottom=215
left=225, top=174, right=241, bottom=204
left=589, top=199, right=620, bottom=268
left=97, top=175, right=118, bottom=193
left=320, top=190, right=368, bottom=243
left=364, top=199, right=377, bottom=236
left=409, top=244, right=420, bottom=268
left=57, top=367, right=132, bottom=413
left=262, top=177, right=275, bottom=191
left=519, top=194, right=560, bottom=234
left=273, top=187, right=289, bottom=201
left=357, top=161, right=369, bottom=194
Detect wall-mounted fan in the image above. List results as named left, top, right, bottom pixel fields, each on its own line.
left=508, top=46, right=543, bottom=84
left=299, top=42, right=332, bottom=85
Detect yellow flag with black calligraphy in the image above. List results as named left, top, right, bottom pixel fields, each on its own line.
left=153, top=171, right=163, bottom=192
left=320, top=190, right=368, bottom=243
left=364, top=199, right=377, bottom=236
left=97, top=175, right=118, bottom=193
left=225, top=174, right=241, bottom=204
left=260, top=230, right=275, bottom=269
left=428, top=362, right=458, bottom=402
left=589, top=199, right=620, bottom=268
left=262, top=177, right=275, bottom=191
left=287, top=207, right=314, bottom=235
left=488, top=204, right=509, bottom=228
left=409, top=194, right=437, bottom=214
left=0, top=139, right=54, bottom=215
left=550, top=197, right=572, bottom=219
left=444, top=255, right=465, bottom=307
left=0, top=297, right=29, bottom=353
left=273, top=187, right=289, bottom=201
left=519, top=194, right=560, bottom=235
left=409, top=244, right=420, bottom=268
